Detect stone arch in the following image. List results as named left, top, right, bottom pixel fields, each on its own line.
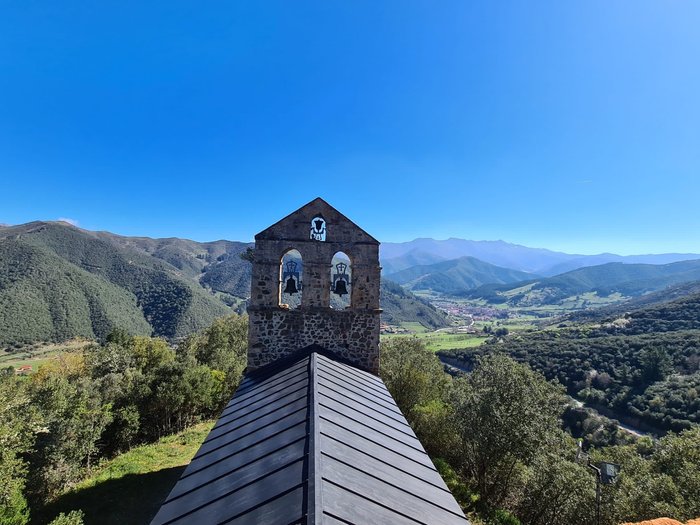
left=279, top=248, right=302, bottom=309
left=330, top=251, right=352, bottom=309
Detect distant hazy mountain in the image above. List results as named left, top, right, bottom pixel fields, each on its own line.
left=381, top=250, right=447, bottom=275
left=466, top=260, right=700, bottom=307
left=542, top=253, right=700, bottom=276
left=386, top=256, right=537, bottom=295
left=380, top=238, right=700, bottom=276
left=0, top=221, right=446, bottom=344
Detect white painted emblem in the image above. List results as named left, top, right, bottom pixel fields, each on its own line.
left=310, top=216, right=326, bottom=241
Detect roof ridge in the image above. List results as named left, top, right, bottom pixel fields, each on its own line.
left=150, top=351, right=469, bottom=525
left=307, top=352, right=322, bottom=524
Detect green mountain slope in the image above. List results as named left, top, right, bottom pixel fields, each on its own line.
left=0, top=222, right=230, bottom=341
left=94, top=233, right=251, bottom=286
left=566, top=281, right=700, bottom=321
left=380, top=280, right=449, bottom=329
left=466, top=260, right=700, bottom=306
left=0, top=239, right=151, bottom=344
left=564, top=281, right=700, bottom=335
left=94, top=232, right=253, bottom=303
left=386, top=256, right=536, bottom=295
left=198, top=249, right=253, bottom=298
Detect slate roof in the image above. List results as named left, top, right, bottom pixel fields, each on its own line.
left=150, top=349, right=470, bottom=525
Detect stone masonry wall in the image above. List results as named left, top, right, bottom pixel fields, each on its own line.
left=248, top=308, right=380, bottom=373
left=247, top=198, right=381, bottom=374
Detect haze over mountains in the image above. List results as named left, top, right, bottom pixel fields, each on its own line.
left=381, top=238, right=700, bottom=276
left=380, top=238, right=700, bottom=304
left=466, top=259, right=700, bottom=307
left=386, top=256, right=534, bottom=295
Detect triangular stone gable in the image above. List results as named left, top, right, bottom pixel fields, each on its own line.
left=248, top=198, right=381, bottom=373
left=255, top=197, right=379, bottom=244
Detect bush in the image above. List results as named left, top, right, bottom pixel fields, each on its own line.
left=48, top=510, right=84, bottom=525
left=491, top=509, right=520, bottom=525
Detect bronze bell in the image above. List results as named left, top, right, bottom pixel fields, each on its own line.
left=283, top=277, right=298, bottom=295
left=333, top=279, right=348, bottom=296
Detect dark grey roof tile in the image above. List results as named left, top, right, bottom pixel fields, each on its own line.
left=150, top=351, right=469, bottom=525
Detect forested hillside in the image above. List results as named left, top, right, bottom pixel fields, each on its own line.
left=566, top=280, right=700, bottom=334
left=0, top=223, right=231, bottom=343
left=0, top=240, right=152, bottom=343
left=383, top=339, right=700, bottom=525
left=4, top=316, right=698, bottom=525
left=93, top=231, right=253, bottom=299
left=439, top=288, right=700, bottom=433
left=0, top=315, right=249, bottom=525
left=380, top=279, right=449, bottom=329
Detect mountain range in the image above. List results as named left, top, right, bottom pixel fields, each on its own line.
left=0, top=221, right=446, bottom=345
left=380, top=238, right=700, bottom=276
left=385, top=256, right=535, bottom=295
left=4, top=222, right=700, bottom=346
left=465, top=260, right=700, bottom=307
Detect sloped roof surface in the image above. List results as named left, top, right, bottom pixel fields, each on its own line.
left=151, top=350, right=469, bottom=525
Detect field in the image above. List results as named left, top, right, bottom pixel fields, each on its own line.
left=0, top=340, right=93, bottom=373
left=36, top=420, right=215, bottom=525
left=382, top=330, right=489, bottom=352
left=399, top=321, right=430, bottom=333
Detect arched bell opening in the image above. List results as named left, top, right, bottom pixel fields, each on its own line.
left=330, top=251, right=352, bottom=309
left=279, top=249, right=302, bottom=309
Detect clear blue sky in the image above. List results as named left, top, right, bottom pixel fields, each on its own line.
left=1, top=1, right=698, bottom=255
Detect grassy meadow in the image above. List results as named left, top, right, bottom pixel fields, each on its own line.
left=382, top=330, right=489, bottom=352
left=35, top=420, right=215, bottom=525
left=0, top=340, right=93, bottom=372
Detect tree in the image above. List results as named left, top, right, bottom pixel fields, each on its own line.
left=652, top=427, right=700, bottom=518
left=380, top=337, right=450, bottom=415
left=48, top=510, right=84, bottom=525
left=0, top=376, right=37, bottom=525
left=379, top=337, right=456, bottom=458
left=449, top=354, right=566, bottom=511
left=181, top=314, right=247, bottom=401
left=591, top=445, right=684, bottom=524
left=640, top=346, right=673, bottom=383
left=515, top=442, right=595, bottom=525
left=27, top=360, right=113, bottom=502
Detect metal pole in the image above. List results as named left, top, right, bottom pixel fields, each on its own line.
left=595, top=476, right=601, bottom=525
left=588, top=459, right=602, bottom=525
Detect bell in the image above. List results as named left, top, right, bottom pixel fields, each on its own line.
left=283, top=277, right=298, bottom=295
left=333, top=279, right=348, bottom=296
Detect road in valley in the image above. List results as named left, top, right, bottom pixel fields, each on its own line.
left=439, top=357, right=653, bottom=439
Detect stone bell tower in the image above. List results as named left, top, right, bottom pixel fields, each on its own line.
left=247, top=198, right=381, bottom=374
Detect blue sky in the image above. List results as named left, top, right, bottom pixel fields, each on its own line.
left=1, top=1, right=698, bottom=255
